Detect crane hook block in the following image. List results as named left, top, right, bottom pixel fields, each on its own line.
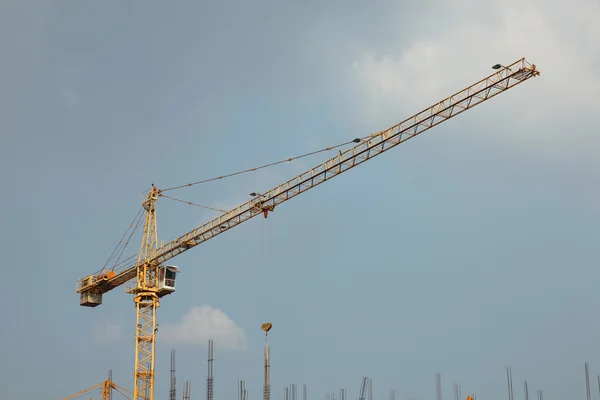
left=260, top=204, right=274, bottom=218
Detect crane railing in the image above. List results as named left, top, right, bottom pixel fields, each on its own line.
left=77, top=57, right=539, bottom=296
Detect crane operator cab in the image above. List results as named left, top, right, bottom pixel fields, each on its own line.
left=158, top=265, right=180, bottom=297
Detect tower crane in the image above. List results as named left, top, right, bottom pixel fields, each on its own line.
left=75, top=58, right=540, bottom=400
left=62, top=377, right=133, bottom=400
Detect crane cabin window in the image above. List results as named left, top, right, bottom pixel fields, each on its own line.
left=165, top=268, right=176, bottom=287
left=158, top=265, right=179, bottom=295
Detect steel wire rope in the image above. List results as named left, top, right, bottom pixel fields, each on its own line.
left=260, top=215, right=267, bottom=320
left=102, top=207, right=144, bottom=270
left=128, top=136, right=369, bottom=284
left=104, top=135, right=370, bottom=279
left=266, top=214, right=272, bottom=319
left=258, top=214, right=273, bottom=320
left=158, top=194, right=228, bottom=213
left=159, top=137, right=364, bottom=192
left=261, top=216, right=264, bottom=317
left=112, top=254, right=138, bottom=271
left=112, top=208, right=145, bottom=269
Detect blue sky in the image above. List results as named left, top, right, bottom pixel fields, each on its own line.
left=1, top=0, right=600, bottom=399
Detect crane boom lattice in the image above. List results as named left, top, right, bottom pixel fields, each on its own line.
left=75, top=58, right=540, bottom=400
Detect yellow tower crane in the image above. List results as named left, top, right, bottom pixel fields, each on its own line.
left=75, top=58, right=540, bottom=400
left=62, top=378, right=134, bottom=400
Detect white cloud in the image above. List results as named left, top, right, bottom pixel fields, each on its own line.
left=349, top=0, right=600, bottom=154
left=347, top=0, right=600, bottom=209
left=92, top=323, right=122, bottom=343
left=160, top=305, right=246, bottom=350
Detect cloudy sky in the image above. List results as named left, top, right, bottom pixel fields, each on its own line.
left=1, top=0, right=599, bottom=399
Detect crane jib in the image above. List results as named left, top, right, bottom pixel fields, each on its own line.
left=77, top=58, right=539, bottom=298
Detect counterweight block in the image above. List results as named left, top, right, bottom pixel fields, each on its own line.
left=80, top=292, right=102, bottom=307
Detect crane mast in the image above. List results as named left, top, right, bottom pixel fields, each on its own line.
left=128, top=185, right=160, bottom=400
left=62, top=377, right=133, bottom=400
left=76, top=58, right=540, bottom=400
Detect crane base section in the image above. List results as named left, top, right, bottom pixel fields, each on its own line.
left=80, top=292, right=102, bottom=307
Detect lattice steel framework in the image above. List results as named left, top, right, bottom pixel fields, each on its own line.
left=130, top=186, right=160, bottom=400
left=76, top=58, right=540, bottom=298
left=75, top=58, right=540, bottom=400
